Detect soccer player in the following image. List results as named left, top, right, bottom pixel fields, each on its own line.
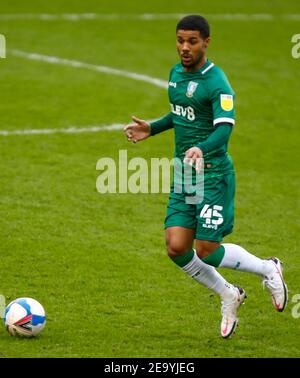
left=124, top=15, right=288, bottom=338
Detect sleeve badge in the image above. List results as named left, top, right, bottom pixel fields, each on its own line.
left=220, top=94, right=233, bottom=111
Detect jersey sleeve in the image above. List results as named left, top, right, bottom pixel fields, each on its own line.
left=196, top=123, right=233, bottom=154
left=150, top=113, right=173, bottom=135
left=207, top=69, right=235, bottom=127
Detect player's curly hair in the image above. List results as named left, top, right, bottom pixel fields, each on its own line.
left=176, top=15, right=210, bottom=39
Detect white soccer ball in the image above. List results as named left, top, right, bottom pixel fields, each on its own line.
left=4, top=297, right=46, bottom=337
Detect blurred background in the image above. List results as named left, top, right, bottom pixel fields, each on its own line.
left=0, top=0, right=299, bottom=357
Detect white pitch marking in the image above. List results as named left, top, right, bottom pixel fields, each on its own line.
left=0, top=120, right=159, bottom=137
left=0, top=123, right=126, bottom=136
left=0, top=13, right=299, bottom=21
left=10, top=49, right=168, bottom=89
left=5, top=49, right=164, bottom=137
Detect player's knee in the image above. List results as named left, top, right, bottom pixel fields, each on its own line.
left=196, top=240, right=221, bottom=258
left=196, top=245, right=209, bottom=258
left=166, top=237, right=190, bottom=258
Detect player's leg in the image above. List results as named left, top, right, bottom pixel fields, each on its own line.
left=166, top=226, right=240, bottom=303
left=197, top=240, right=274, bottom=277
left=165, top=195, right=244, bottom=338
left=165, top=192, right=236, bottom=299
left=196, top=172, right=288, bottom=312
left=198, top=242, right=288, bottom=312
left=193, top=238, right=246, bottom=338
left=165, top=184, right=247, bottom=338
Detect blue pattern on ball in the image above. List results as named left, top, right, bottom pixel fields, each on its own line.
left=16, top=298, right=32, bottom=316
left=32, top=315, right=46, bottom=326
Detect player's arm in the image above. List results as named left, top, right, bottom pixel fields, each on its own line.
left=184, top=123, right=233, bottom=171
left=149, top=112, right=173, bottom=136
left=196, top=123, right=233, bottom=153
left=194, top=71, right=235, bottom=153
left=184, top=69, right=235, bottom=171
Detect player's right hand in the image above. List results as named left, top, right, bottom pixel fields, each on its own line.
left=124, top=116, right=151, bottom=143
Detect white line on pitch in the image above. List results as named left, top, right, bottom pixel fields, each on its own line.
left=0, top=120, right=159, bottom=137
left=10, top=49, right=168, bottom=89
left=0, top=123, right=126, bottom=136
left=0, top=13, right=299, bottom=21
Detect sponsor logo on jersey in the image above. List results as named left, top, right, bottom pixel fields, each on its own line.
left=220, top=94, right=233, bottom=111
left=168, top=81, right=177, bottom=88
left=170, top=103, right=195, bottom=121
left=186, top=81, right=198, bottom=98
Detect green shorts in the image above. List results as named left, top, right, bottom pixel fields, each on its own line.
left=165, top=172, right=235, bottom=242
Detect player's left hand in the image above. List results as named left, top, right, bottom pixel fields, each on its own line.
left=184, top=147, right=203, bottom=172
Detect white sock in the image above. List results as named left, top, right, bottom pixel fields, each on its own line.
left=221, top=243, right=273, bottom=276
left=182, top=250, right=235, bottom=298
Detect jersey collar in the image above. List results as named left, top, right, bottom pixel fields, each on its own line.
left=178, top=59, right=214, bottom=75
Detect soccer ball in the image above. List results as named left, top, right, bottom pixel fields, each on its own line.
left=4, top=297, right=46, bottom=337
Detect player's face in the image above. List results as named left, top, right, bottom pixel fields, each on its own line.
left=176, top=30, right=210, bottom=70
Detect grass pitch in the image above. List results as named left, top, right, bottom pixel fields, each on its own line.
left=0, top=0, right=299, bottom=358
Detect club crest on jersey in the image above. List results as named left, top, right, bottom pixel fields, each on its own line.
left=220, top=94, right=233, bottom=111
left=186, top=81, right=198, bottom=98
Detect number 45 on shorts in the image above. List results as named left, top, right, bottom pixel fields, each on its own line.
left=200, top=204, right=224, bottom=228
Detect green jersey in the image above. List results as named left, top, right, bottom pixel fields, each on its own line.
left=150, top=60, right=237, bottom=239
left=151, top=59, right=235, bottom=177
